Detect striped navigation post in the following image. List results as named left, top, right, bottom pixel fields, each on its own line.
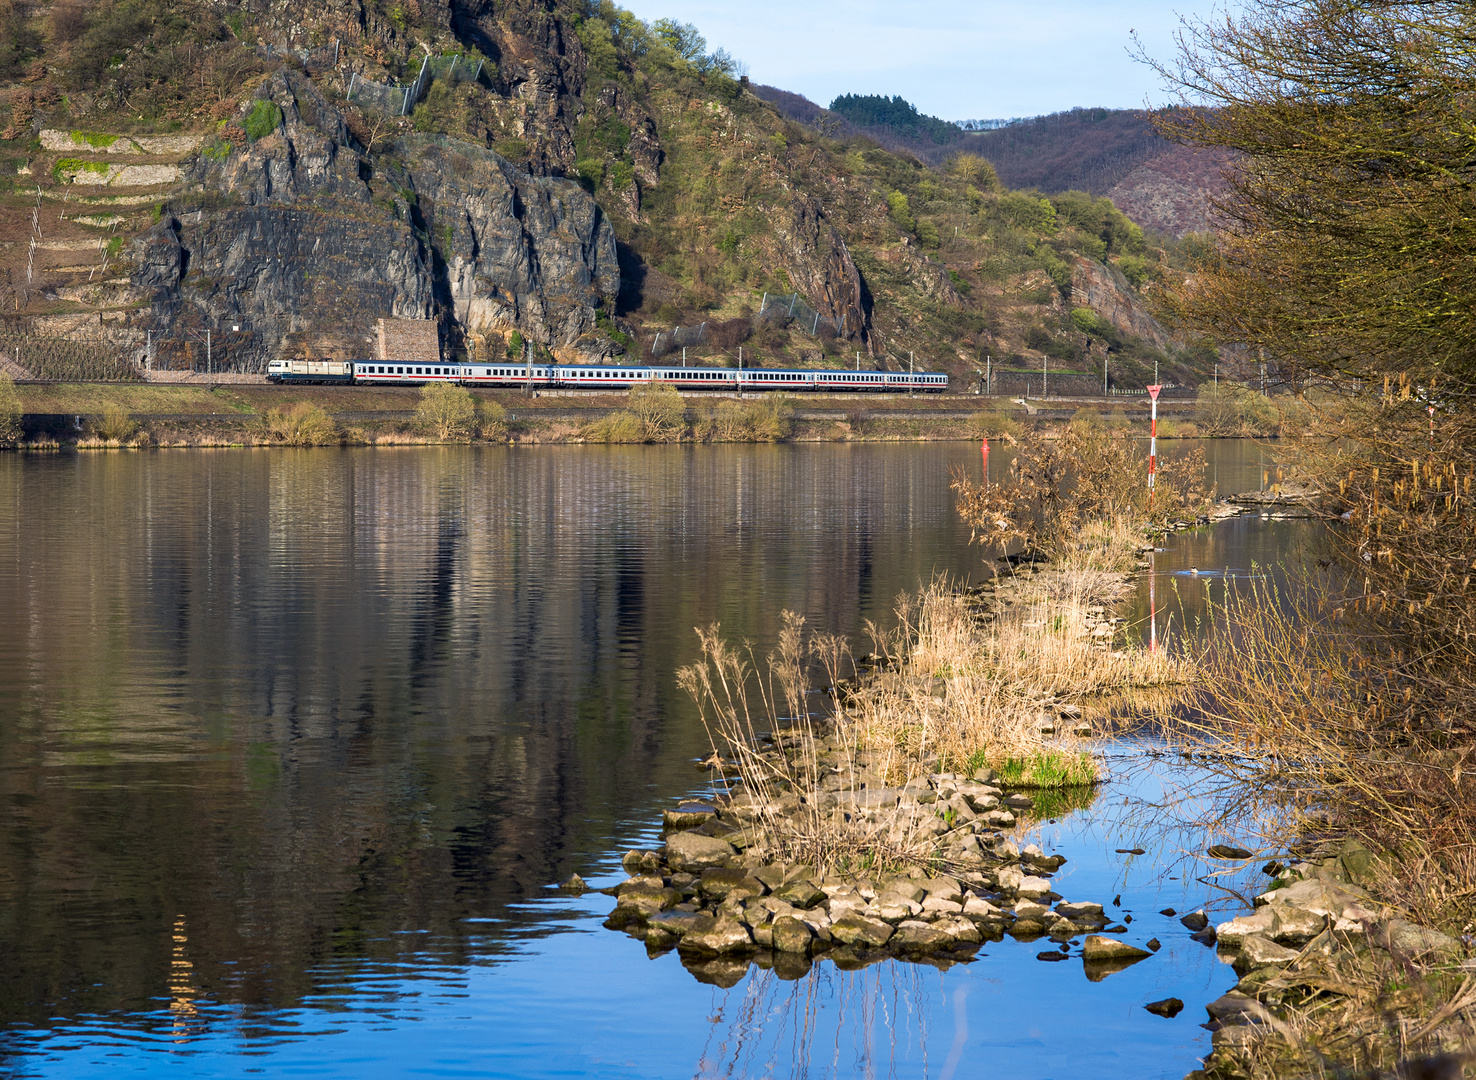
left=981, top=437, right=989, bottom=484
left=1147, top=383, right=1162, bottom=507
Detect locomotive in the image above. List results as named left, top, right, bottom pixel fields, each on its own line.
left=265, top=358, right=949, bottom=393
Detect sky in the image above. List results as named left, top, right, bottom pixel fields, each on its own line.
left=615, top=0, right=1217, bottom=120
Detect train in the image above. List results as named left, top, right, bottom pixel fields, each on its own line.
left=265, top=358, right=949, bottom=393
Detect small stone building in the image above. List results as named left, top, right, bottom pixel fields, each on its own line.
left=376, top=318, right=440, bottom=364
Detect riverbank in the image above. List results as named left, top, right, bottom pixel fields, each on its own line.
left=7, top=382, right=1211, bottom=448
left=600, top=563, right=1193, bottom=978
left=600, top=529, right=1476, bottom=1079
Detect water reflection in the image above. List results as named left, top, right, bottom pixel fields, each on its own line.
left=0, top=444, right=981, bottom=1032
left=0, top=442, right=1285, bottom=1078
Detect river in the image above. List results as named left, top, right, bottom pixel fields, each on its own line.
left=0, top=440, right=1300, bottom=1079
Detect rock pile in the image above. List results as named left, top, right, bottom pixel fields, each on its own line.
left=600, top=769, right=1163, bottom=985
left=1198, top=848, right=1466, bottom=1073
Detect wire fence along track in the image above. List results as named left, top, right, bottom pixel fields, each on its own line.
left=757, top=291, right=847, bottom=340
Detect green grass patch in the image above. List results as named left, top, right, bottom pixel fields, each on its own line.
left=975, top=748, right=1100, bottom=789
left=52, top=158, right=110, bottom=182
left=70, top=131, right=119, bottom=149
left=243, top=101, right=283, bottom=142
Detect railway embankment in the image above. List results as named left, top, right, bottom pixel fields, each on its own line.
left=11, top=382, right=1202, bottom=448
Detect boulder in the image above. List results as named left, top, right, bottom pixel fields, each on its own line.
left=1215, top=909, right=1277, bottom=947
left=933, top=916, right=983, bottom=944
left=1144, top=998, right=1184, bottom=1018
left=1056, top=901, right=1105, bottom=922
left=666, top=830, right=737, bottom=873
left=1180, top=910, right=1210, bottom=932
left=1004, top=793, right=1034, bottom=810
left=560, top=874, right=587, bottom=893
left=963, top=896, right=1003, bottom=919
left=880, top=880, right=926, bottom=904
left=622, top=849, right=662, bottom=874
left=648, top=910, right=706, bottom=938
left=982, top=809, right=1017, bottom=828
left=771, top=915, right=814, bottom=955
left=699, top=867, right=766, bottom=902
left=922, top=897, right=964, bottom=916
left=1081, top=935, right=1153, bottom=961
left=774, top=879, right=826, bottom=908
left=1381, top=919, right=1463, bottom=960
left=616, top=874, right=665, bottom=895
left=1240, top=934, right=1299, bottom=967
left=830, top=915, right=895, bottom=947
left=678, top=915, right=755, bottom=956
left=1255, top=877, right=1370, bottom=918
left=1017, top=875, right=1054, bottom=899
left=663, top=800, right=719, bottom=830
left=1266, top=902, right=1324, bottom=945
left=891, top=920, right=953, bottom=952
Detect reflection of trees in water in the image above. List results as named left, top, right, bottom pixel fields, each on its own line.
left=696, top=961, right=938, bottom=1080
left=0, top=446, right=979, bottom=1027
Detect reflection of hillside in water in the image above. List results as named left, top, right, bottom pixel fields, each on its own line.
left=0, top=445, right=979, bottom=1028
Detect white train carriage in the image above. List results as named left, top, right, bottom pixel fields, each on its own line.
left=350, top=362, right=948, bottom=393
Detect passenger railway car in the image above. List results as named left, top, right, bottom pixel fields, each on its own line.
left=269, top=359, right=947, bottom=392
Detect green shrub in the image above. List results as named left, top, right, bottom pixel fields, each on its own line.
left=478, top=399, right=509, bottom=440
left=628, top=380, right=687, bottom=441
left=506, top=330, right=526, bottom=359
left=968, top=408, right=1023, bottom=440
left=0, top=373, right=20, bottom=446
left=92, top=403, right=136, bottom=441
left=416, top=382, right=475, bottom=440
left=243, top=100, right=282, bottom=141
left=1195, top=382, right=1279, bottom=436
left=266, top=402, right=336, bottom=445
left=582, top=410, right=644, bottom=443
left=706, top=395, right=793, bottom=442
left=886, top=190, right=916, bottom=234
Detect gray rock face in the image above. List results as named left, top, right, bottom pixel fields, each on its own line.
left=135, top=68, right=617, bottom=366
left=890, top=920, right=953, bottom=952
left=698, top=868, right=765, bottom=902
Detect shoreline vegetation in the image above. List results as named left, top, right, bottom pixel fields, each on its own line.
left=1, top=375, right=1317, bottom=451
left=592, top=399, right=1476, bottom=1078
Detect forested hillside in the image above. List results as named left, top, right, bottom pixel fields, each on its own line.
left=755, top=90, right=1228, bottom=238
left=0, top=0, right=1217, bottom=387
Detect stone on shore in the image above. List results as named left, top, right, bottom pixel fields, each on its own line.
left=1380, top=919, right=1463, bottom=960
left=663, top=801, right=719, bottom=829
left=665, top=830, right=737, bottom=872
left=771, top=915, right=814, bottom=954
left=891, top=920, right=953, bottom=952
left=1180, top=909, right=1210, bottom=931
left=1240, top=934, right=1300, bottom=967
left=830, top=915, right=895, bottom=947
left=699, top=867, right=765, bottom=901
left=560, top=874, right=587, bottom=893
left=1215, top=909, right=1277, bottom=947
left=678, top=914, right=754, bottom=956
left=1081, top=935, right=1152, bottom=961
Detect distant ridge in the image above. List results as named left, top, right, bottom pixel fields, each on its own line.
left=750, top=86, right=1225, bottom=236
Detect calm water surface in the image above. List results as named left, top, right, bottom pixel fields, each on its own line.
left=0, top=441, right=1303, bottom=1079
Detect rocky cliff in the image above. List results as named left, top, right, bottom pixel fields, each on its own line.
left=0, top=0, right=1210, bottom=384
left=131, top=69, right=618, bottom=365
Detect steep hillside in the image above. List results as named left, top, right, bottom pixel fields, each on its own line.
left=755, top=91, right=1227, bottom=238
left=0, top=0, right=1214, bottom=387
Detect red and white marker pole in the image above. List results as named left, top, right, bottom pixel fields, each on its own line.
left=982, top=437, right=989, bottom=485
left=1147, top=384, right=1162, bottom=506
